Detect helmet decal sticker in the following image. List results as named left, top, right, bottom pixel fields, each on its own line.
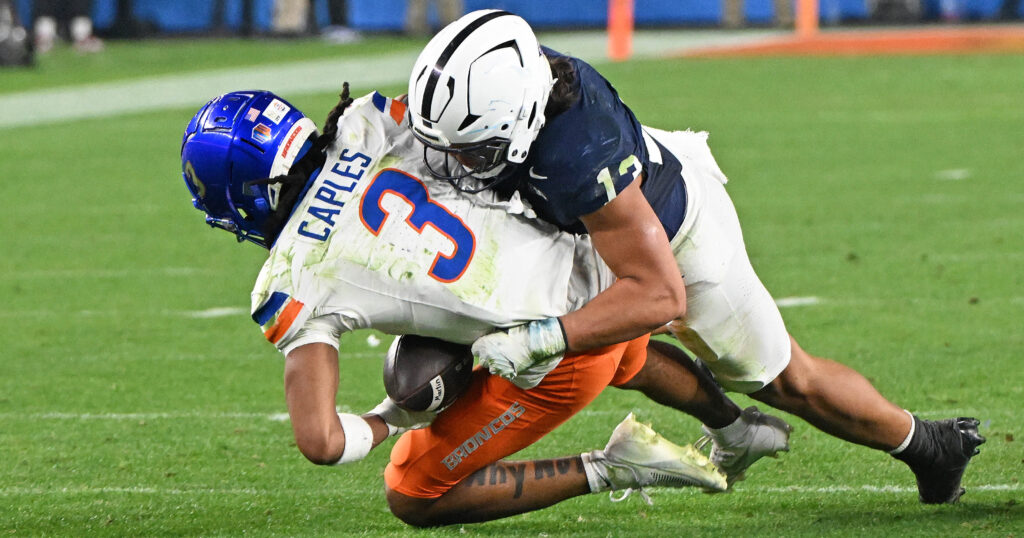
left=263, top=99, right=290, bottom=124
left=252, top=123, right=272, bottom=143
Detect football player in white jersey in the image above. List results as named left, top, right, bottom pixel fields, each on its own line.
left=181, top=86, right=792, bottom=526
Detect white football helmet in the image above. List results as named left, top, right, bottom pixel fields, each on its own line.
left=407, top=10, right=554, bottom=192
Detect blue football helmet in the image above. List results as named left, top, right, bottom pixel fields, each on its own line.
left=181, top=90, right=318, bottom=248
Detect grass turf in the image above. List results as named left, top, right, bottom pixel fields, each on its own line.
left=1, top=38, right=1022, bottom=536
left=0, top=35, right=428, bottom=94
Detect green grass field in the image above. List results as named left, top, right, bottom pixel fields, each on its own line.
left=1, top=36, right=1022, bottom=536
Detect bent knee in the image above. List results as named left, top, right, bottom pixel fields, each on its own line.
left=386, top=487, right=439, bottom=528
left=752, top=343, right=821, bottom=404
left=753, top=371, right=805, bottom=406
left=689, top=348, right=780, bottom=395
left=668, top=322, right=791, bottom=394
left=719, top=376, right=771, bottom=394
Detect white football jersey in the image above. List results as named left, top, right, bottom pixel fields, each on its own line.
left=251, top=93, right=613, bottom=355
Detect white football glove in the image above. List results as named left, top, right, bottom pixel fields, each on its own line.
left=473, top=317, right=567, bottom=389
left=368, top=397, right=436, bottom=437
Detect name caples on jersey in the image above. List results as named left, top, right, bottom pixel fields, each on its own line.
left=297, top=148, right=372, bottom=242
left=182, top=87, right=614, bottom=353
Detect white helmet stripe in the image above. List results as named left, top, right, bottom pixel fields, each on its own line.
left=269, top=116, right=317, bottom=180
left=419, top=10, right=513, bottom=120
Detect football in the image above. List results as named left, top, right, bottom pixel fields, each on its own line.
left=383, top=335, right=474, bottom=412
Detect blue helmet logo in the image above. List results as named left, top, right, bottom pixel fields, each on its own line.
left=181, top=90, right=318, bottom=248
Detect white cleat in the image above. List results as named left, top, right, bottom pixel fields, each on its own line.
left=585, top=413, right=727, bottom=504
left=696, top=406, right=792, bottom=489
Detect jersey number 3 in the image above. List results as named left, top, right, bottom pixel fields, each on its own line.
left=359, top=169, right=475, bottom=283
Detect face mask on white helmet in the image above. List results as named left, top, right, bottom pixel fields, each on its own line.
left=407, top=10, right=554, bottom=193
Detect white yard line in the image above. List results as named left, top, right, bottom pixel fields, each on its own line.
left=0, top=486, right=263, bottom=497
left=0, top=406, right=378, bottom=421
left=0, top=30, right=781, bottom=130
left=10, top=294, right=1024, bottom=320
left=5, top=405, right=1005, bottom=422
left=664, top=483, right=1021, bottom=496
left=763, top=484, right=1022, bottom=494
left=0, top=308, right=251, bottom=319
left=1, top=411, right=283, bottom=420
left=761, top=484, right=1022, bottom=494
left=184, top=307, right=249, bottom=318
left=0, top=52, right=418, bottom=129
left=2, top=483, right=1016, bottom=497
left=1, top=267, right=210, bottom=280
left=935, top=168, right=971, bottom=181
left=775, top=296, right=821, bottom=307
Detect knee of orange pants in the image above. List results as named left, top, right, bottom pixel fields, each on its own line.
left=384, top=334, right=650, bottom=498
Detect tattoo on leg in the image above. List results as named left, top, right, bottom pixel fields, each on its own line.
left=467, top=467, right=487, bottom=487
left=508, top=463, right=526, bottom=498
left=534, top=459, right=555, bottom=479
left=533, top=458, right=584, bottom=480
left=463, top=460, right=581, bottom=500
left=489, top=463, right=507, bottom=486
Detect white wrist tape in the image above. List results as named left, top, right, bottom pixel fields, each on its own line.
left=334, top=413, right=374, bottom=465
left=526, top=317, right=567, bottom=359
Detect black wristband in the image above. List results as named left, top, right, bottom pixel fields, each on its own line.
left=555, top=317, right=568, bottom=350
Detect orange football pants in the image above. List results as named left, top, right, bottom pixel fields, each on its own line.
left=384, top=334, right=650, bottom=498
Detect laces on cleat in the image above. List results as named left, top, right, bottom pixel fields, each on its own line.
left=609, top=487, right=653, bottom=505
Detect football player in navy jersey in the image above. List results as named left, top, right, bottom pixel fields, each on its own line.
left=408, top=10, right=984, bottom=504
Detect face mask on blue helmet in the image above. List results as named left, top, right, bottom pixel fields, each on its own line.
left=181, top=90, right=318, bottom=248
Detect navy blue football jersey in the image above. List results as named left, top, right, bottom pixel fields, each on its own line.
left=503, top=47, right=687, bottom=237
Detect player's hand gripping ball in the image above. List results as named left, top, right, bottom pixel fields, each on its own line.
left=383, top=335, right=474, bottom=412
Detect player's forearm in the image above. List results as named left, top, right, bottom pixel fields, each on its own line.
left=569, top=178, right=686, bottom=352
left=285, top=343, right=392, bottom=466
left=290, top=409, right=392, bottom=466
left=559, top=276, right=684, bottom=352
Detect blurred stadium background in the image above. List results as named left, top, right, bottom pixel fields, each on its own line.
left=1, top=0, right=1022, bottom=536
left=3, top=0, right=1024, bottom=51
left=5, top=0, right=1024, bottom=36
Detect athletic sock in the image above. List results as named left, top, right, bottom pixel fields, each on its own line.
left=704, top=410, right=748, bottom=440
left=891, top=414, right=932, bottom=468
left=580, top=451, right=611, bottom=493
left=889, top=409, right=916, bottom=455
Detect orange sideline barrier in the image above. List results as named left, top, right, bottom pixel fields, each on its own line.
left=608, top=0, right=634, bottom=61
